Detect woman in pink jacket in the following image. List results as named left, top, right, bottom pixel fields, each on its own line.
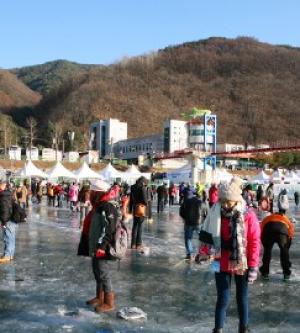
left=200, top=178, right=260, bottom=333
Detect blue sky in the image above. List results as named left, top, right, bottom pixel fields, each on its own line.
left=1, top=0, right=299, bottom=69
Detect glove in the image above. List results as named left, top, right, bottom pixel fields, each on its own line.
left=95, top=248, right=106, bottom=258
left=248, top=267, right=258, bottom=284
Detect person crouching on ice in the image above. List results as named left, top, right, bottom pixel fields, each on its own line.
left=200, top=177, right=260, bottom=333
left=259, top=213, right=294, bottom=281
left=77, top=179, right=118, bottom=313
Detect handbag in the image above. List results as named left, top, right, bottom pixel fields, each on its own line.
left=134, top=204, right=146, bottom=217
left=199, top=230, right=214, bottom=245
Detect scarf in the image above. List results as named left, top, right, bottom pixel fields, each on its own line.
left=221, top=204, right=248, bottom=274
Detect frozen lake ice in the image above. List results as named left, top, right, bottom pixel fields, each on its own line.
left=0, top=200, right=300, bottom=333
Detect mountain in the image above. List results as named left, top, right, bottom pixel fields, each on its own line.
left=11, top=60, right=98, bottom=95
left=0, top=69, right=41, bottom=110
left=5, top=37, right=300, bottom=148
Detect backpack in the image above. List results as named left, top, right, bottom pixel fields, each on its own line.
left=11, top=202, right=27, bottom=223
left=105, top=201, right=128, bottom=260
left=109, top=218, right=128, bottom=260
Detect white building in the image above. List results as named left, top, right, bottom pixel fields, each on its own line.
left=113, top=134, right=164, bottom=161
left=8, top=146, right=21, bottom=160
left=79, top=150, right=99, bottom=164
left=42, top=148, right=62, bottom=161
left=89, top=119, right=127, bottom=158
left=163, top=119, right=189, bottom=153
left=26, top=147, right=39, bottom=161
left=216, top=143, right=245, bottom=153
left=63, top=151, right=79, bottom=163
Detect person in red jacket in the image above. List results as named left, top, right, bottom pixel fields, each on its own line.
left=200, top=177, right=260, bottom=333
left=209, top=183, right=218, bottom=207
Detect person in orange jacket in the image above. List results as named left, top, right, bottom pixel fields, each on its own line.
left=259, top=213, right=294, bottom=280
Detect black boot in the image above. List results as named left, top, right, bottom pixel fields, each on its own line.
left=212, top=329, right=223, bottom=333
left=239, top=326, right=250, bottom=333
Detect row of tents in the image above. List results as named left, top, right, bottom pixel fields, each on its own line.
left=14, top=161, right=151, bottom=184
left=250, top=169, right=300, bottom=184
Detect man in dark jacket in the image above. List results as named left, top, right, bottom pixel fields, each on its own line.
left=129, top=176, right=148, bottom=250
left=0, top=180, right=15, bottom=264
left=180, top=191, right=205, bottom=260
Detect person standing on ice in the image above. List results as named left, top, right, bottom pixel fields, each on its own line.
left=0, top=179, right=16, bottom=264
left=277, top=188, right=289, bottom=214
left=180, top=190, right=205, bottom=261
left=266, top=182, right=274, bottom=213
left=129, top=176, right=148, bottom=250
left=77, top=179, right=118, bottom=313
left=200, top=177, right=260, bottom=333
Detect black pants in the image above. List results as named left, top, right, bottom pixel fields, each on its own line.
left=157, top=199, right=164, bottom=213
left=169, top=195, right=175, bottom=206
left=260, top=228, right=292, bottom=276
left=147, top=201, right=152, bottom=219
left=92, top=257, right=112, bottom=293
left=131, top=217, right=144, bottom=247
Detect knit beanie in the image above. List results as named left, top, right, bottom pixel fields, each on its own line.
left=218, top=177, right=244, bottom=202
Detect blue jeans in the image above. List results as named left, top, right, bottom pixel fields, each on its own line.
left=215, top=272, right=249, bottom=330
left=184, top=225, right=200, bottom=256
left=2, top=221, right=17, bottom=258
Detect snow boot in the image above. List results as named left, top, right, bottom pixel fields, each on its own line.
left=86, top=288, right=104, bottom=307
left=0, top=256, right=12, bottom=264
left=95, top=291, right=115, bottom=313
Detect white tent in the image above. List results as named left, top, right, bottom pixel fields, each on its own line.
left=271, top=169, right=284, bottom=183
left=47, top=162, right=76, bottom=179
left=123, top=164, right=151, bottom=184
left=166, top=163, right=192, bottom=183
left=250, top=170, right=270, bottom=184
left=213, top=169, right=233, bottom=184
left=99, top=163, right=124, bottom=182
left=73, top=162, right=104, bottom=181
left=283, top=170, right=300, bottom=184
left=16, top=160, right=48, bottom=178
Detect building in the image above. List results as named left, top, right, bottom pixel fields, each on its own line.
left=42, top=148, right=62, bottom=161
left=163, top=119, right=188, bottom=153
left=113, top=134, right=163, bottom=161
left=216, top=143, right=245, bottom=153
left=8, top=146, right=21, bottom=161
left=89, top=119, right=127, bottom=158
left=26, top=147, right=39, bottom=161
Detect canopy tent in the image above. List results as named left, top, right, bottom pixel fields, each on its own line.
left=250, top=170, right=270, bottom=184
left=15, top=160, right=48, bottom=178
left=123, top=164, right=151, bottom=184
left=98, top=163, right=125, bottom=182
left=47, top=162, right=76, bottom=180
left=73, top=162, right=104, bottom=181
left=283, top=170, right=300, bottom=184
left=166, top=163, right=192, bottom=184
left=213, top=169, right=233, bottom=184
left=271, top=169, right=284, bottom=183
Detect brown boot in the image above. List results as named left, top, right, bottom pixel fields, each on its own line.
left=0, top=256, right=11, bottom=264
left=86, top=289, right=104, bottom=307
left=95, top=291, right=115, bottom=313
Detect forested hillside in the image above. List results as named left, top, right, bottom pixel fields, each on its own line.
left=2, top=37, right=300, bottom=149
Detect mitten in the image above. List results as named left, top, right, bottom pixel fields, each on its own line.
left=95, top=248, right=106, bottom=258
left=248, top=267, right=258, bottom=283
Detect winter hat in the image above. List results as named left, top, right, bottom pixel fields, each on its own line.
left=90, top=179, right=110, bottom=192
left=218, top=177, right=244, bottom=202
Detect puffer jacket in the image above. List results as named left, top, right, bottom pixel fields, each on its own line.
left=219, top=208, right=260, bottom=273
left=0, top=189, right=13, bottom=224
left=180, top=196, right=204, bottom=225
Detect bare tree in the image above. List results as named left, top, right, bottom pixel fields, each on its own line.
left=26, top=117, right=37, bottom=159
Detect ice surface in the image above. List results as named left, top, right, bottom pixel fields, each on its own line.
left=0, top=200, right=299, bottom=332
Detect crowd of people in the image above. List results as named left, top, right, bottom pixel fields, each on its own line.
left=0, top=174, right=297, bottom=332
